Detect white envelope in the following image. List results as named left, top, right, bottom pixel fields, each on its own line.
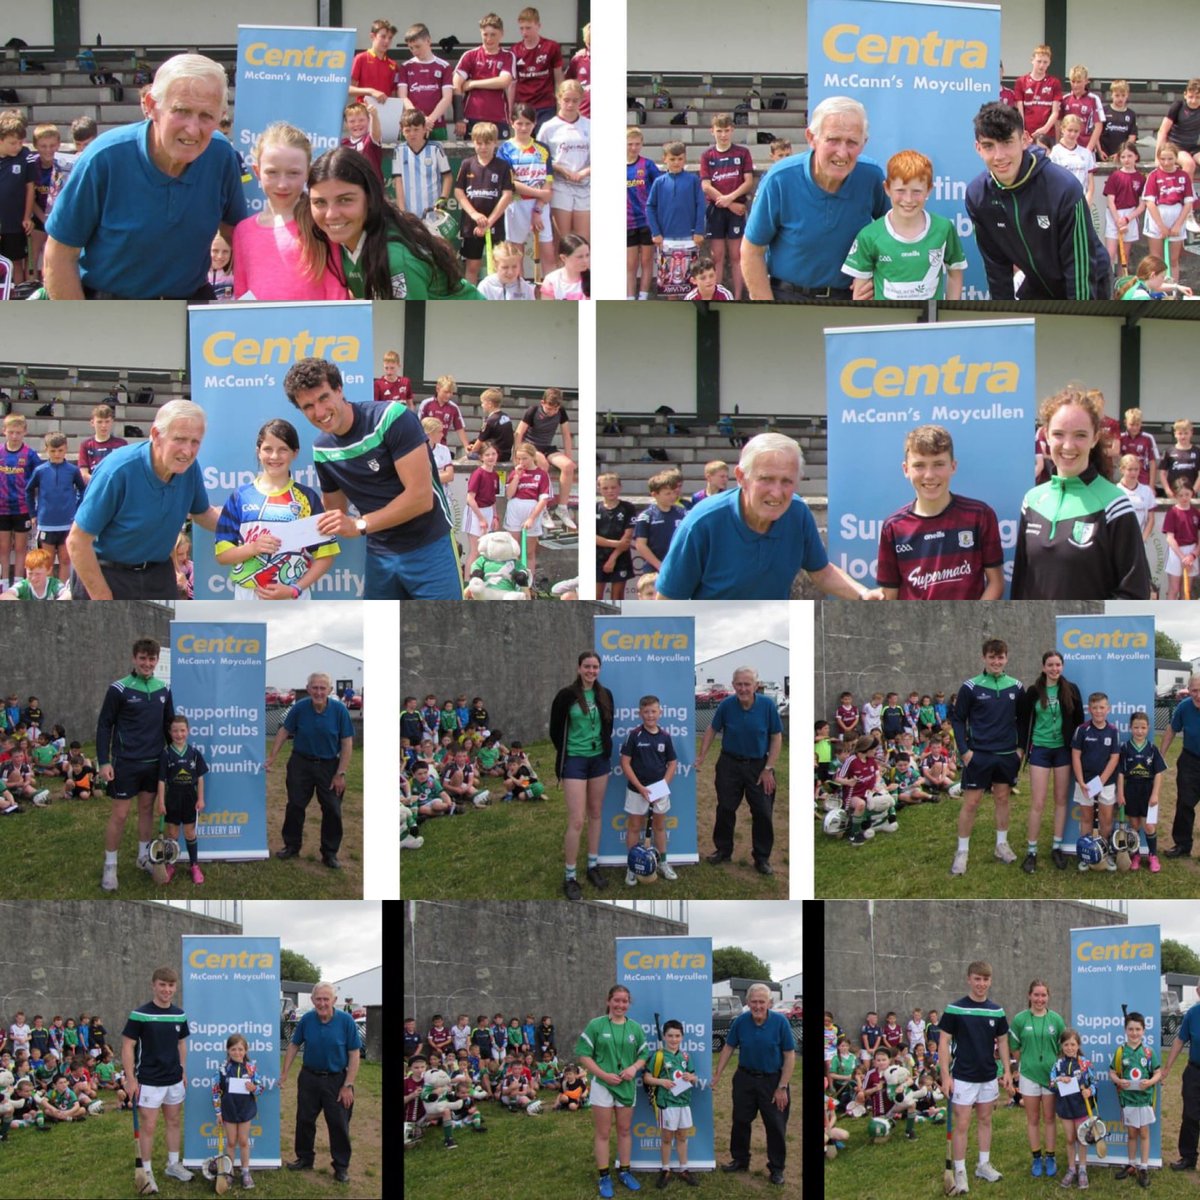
left=239, top=513, right=334, bottom=555
left=645, top=780, right=671, bottom=804
left=227, top=1076, right=250, bottom=1094
left=1056, top=1075, right=1080, bottom=1096
left=1085, top=776, right=1103, bottom=799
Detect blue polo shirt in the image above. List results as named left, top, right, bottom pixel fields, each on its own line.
left=45, top=121, right=246, bottom=298
left=290, top=1008, right=360, bottom=1072
left=656, top=487, right=827, bottom=600
left=725, top=1009, right=795, bottom=1073
left=1177, top=1001, right=1200, bottom=1065
left=1170, top=698, right=1200, bottom=756
left=283, top=696, right=354, bottom=760
left=711, top=693, right=783, bottom=759
left=744, top=149, right=888, bottom=289
left=73, top=441, right=209, bottom=564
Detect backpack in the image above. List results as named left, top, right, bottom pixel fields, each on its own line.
left=627, top=98, right=646, bottom=125
left=133, top=386, right=155, bottom=406
left=765, top=92, right=789, bottom=111
left=652, top=86, right=673, bottom=111
left=131, top=60, right=152, bottom=87
left=733, top=103, right=752, bottom=127
left=17, top=380, right=37, bottom=404
left=0, top=87, right=17, bottom=104
left=756, top=131, right=777, bottom=145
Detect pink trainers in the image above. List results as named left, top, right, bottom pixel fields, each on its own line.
left=1149, top=854, right=1161, bottom=873
left=1130, top=853, right=1141, bottom=871
left=190, top=864, right=205, bottom=885
left=164, top=864, right=175, bottom=883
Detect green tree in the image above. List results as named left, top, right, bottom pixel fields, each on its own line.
left=281, top=948, right=321, bottom=982
left=1156, top=631, right=1184, bottom=661
left=713, top=947, right=771, bottom=983
left=1162, top=938, right=1200, bottom=977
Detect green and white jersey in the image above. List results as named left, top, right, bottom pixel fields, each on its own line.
left=652, top=1047, right=695, bottom=1108
left=1114, top=1041, right=1160, bottom=1108
left=842, top=211, right=968, bottom=300
left=8, top=575, right=66, bottom=600
left=575, top=1015, right=649, bottom=1106
left=1007, top=1008, right=1067, bottom=1088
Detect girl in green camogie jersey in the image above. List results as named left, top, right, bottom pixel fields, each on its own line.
left=1008, top=979, right=1068, bottom=1179
left=575, top=985, right=649, bottom=1198
left=1016, top=652, right=1085, bottom=871
left=299, top=146, right=482, bottom=300
left=551, top=651, right=616, bottom=902
left=1011, top=388, right=1152, bottom=600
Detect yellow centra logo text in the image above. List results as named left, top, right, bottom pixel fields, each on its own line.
left=188, top=948, right=276, bottom=968
left=1075, top=941, right=1155, bottom=961
left=622, top=950, right=707, bottom=969
left=1060, top=628, right=1149, bottom=650
left=244, top=43, right=347, bottom=69
left=203, top=331, right=361, bottom=366
left=177, top=634, right=262, bottom=654
left=841, top=356, right=1018, bottom=399
left=599, top=630, right=689, bottom=651
left=823, top=24, right=988, bottom=68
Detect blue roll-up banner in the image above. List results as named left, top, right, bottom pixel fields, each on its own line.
left=616, top=937, right=715, bottom=1172
left=182, top=935, right=282, bottom=1169
left=1057, top=614, right=1157, bottom=854
left=169, top=622, right=268, bottom=860
left=825, top=319, right=1034, bottom=592
left=188, top=301, right=372, bottom=600
left=235, top=26, right=357, bottom=211
left=1069, top=923, right=1162, bottom=1167
left=808, top=0, right=1001, bottom=298
left=593, top=616, right=697, bottom=866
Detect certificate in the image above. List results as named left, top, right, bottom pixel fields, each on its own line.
left=1056, top=1075, right=1080, bottom=1096
left=669, top=1071, right=692, bottom=1097
left=227, top=1076, right=250, bottom=1095
left=645, top=780, right=671, bottom=804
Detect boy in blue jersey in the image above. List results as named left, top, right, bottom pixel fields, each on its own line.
left=27, top=432, right=85, bottom=582
left=939, top=961, right=1012, bottom=1193
left=621, top=695, right=678, bottom=884
left=155, top=715, right=207, bottom=885
left=1071, top=691, right=1121, bottom=870
left=633, top=470, right=687, bottom=575
left=283, top=357, right=461, bottom=600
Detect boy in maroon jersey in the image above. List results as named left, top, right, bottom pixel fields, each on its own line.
left=509, top=7, right=564, bottom=130
left=374, top=350, right=413, bottom=405
left=454, top=13, right=516, bottom=140
left=1015, top=44, right=1062, bottom=142
left=876, top=425, right=1005, bottom=600
left=1061, top=65, right=1106, bottom=156
left=834, top=735, right=894, bottom=846
left=700, top=114, right=755, bottom=299
left=398, top=24, right=454, bottom=141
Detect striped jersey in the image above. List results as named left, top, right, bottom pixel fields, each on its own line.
left=393, top=140, right=450, bottom=217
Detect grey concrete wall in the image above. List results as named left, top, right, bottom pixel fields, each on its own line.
left=399, top=602, right=618, bottom=745
left=815, top=601, right=1105, bottom=724
left=403, top=901, right=686, bottom=1057
left=0, top=603, right=171, bottom=738
left=822, top=901, right=1125, bottom=1034
left=0, top=901, right=238, bottom=1041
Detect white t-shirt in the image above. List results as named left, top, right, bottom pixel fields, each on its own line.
left=906, top=1018, right=926, bottom=1051
left=1049, top=143, right=1097, bottom=193
left=1118, top=481, right=1157, bottom=532
left=862, top=701, right=883, bottom=734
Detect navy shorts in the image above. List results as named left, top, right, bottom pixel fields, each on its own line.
left=627, top=226, right=654, bottom=248
left=1028, top=744, right=1071, bottom=769
left=705, top=203, right=745, bottom=240
left=561, top=754, right=610, bottom=781
left=109, top=759, right=159, bottom=800
left=961, top=750, right=1020, bottom=792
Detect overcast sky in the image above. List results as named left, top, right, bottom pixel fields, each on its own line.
left=1128, top=901, right=1200, bottom=955
left=618, top=602, right=789, bottom=660
left=169, top=602, right=363, bottom=661
left=1106, top=602, right=1200, bottom=661
left=233, top=901, right=380, bottom=983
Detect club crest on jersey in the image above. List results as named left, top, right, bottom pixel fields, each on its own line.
left=958, top=531, right=975, bottom=548
left=1037, top=215, right=1050, bottom=229
left=1070, top=520, right=1096, bottom=548
left=367, top=458, right=381, bottom=472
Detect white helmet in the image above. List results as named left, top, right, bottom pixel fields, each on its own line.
left=822, top=808, right=850, bottom=838
left=404, top=1121, right=423, bottom=1146
left=472, top=790, right=492, bottom=808
left=526, top=1100, right=543, bottom=1115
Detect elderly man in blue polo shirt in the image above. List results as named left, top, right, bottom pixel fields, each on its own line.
left=696, top=666, right=783, bottom=875
left=280, top=981, right=361, bottom=1184
left=712, top=983, right=795, bottom=1186
left=267, top=673, right=354, bottom=870
left=66, top=400, right=220, bottom=600
left=742, top=96, right=887, bottom=301
left=1158, top=675, right=1200, bottom=859
left=1163, top=984, right=1200, bottom=1172
left=44, top=53, right=245, bottom=299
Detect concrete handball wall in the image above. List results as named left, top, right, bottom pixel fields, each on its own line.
left=399, top=602, right=617, bottom=746
left=0, top=901, right=238, bottom=1042
left=403, top=900, right=686, bottom=1057
left=0, top=603, right=171, bottom=739
left=815, top=599, right=1103, bottom=723
left=823, top=900, right=1126, bottom=1034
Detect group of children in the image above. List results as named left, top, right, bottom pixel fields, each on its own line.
left=399, top=692, right=545, bottom=829
left=0, top=701, right=95, bottom=814
left=596, top=461, right=732, bottom=598
left=404, top=1011, right=593, bottom=1150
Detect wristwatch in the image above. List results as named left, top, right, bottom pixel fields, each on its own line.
left=354, top=517, right=368, bottom=535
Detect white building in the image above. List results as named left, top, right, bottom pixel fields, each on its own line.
left=695, top=641, right=789, bottom=694
left=334, top=964, right=382, bottom=1007
left=780, top=971, right=802, bottom=1002
left=268, top=643, right=363, bottom=696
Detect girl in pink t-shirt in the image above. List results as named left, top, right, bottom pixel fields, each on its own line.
left=233, top=122, right=348, bottom=301
left=539, top=233, right=589, bottom=300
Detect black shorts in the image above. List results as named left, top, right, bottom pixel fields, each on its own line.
left=1122, top=786, right=1154, bottom=821
left=461, top=213, right=507, bottom=261
left=37, top=529, right=68, bottom=547
left=109, top=759, right=159, bottom=800
left=705, top=203, right=745, bottom=240
left=0, top=513, right=32, bottom=534
left=597, top=552, right=634, bottom=583
left=627, top=226, right=653, bottom=248
left=465, top=117, right=512, bottom=141
left=0, top=230, right=26, bottom=261
left=163, top=788, right=198, bottom=826
left=961, top=749, right=1020, bottom=792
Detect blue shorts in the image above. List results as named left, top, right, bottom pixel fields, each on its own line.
left=366, top=537, right=462, bottom=600
left=561, top=754, right=610, bottom=781
left=1028, top=744, right=1071, bottom=769
left=705, top=203, right=745, bottom=240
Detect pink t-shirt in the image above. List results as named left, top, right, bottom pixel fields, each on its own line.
left=539, top=268, right=586, bottom=300
left=232, top=217, right=349, bottom=301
